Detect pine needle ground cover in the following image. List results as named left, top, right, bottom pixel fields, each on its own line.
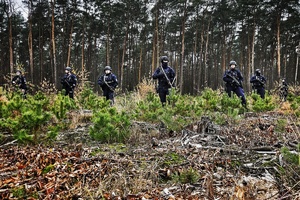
left=0, top=84, right=299, bottom=199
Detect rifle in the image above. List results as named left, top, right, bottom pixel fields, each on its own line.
left=159, top=66, right=176, bottom=88
left=226, top=73, right=241, bottom=87
left=255, top=76, right=265, bottom=86
left=103, top=75, right=115, bottom=92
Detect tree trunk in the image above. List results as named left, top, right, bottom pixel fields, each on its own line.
left=138, top=46, right=143, bottom=82
left=82, top=18, right=85, bottom=75
left=121, top=23, right=129, bottom=90
left=8, top=13, right=13, bottom=78
left=152, top=1, right=159, bottom=75
left=106, top=20, right=110, bottom=66
left=51, top=0, right=57, bottom=87
left=67, top=16, right=74, bottom=68
left=276, top=14, right=281, bottom=79
left=28, top=0, right=33, bottom=83
left=180, top=0, right=187, bottom=93
left=203, top=16, right=211, bottom=88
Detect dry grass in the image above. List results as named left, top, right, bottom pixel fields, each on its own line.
left=67, top=110, right=93, bottom=129
left=136, top=77, right=156, bottom=100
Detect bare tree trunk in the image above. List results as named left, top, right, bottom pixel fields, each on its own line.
left=81, top=17, right=86, bottom=75
left=51, top=0, right=57, bottom=87
left=106, top=20, right=110, bottom=66
left=9, top=14, right=13, bottom=78
left=276, top=14, right=281, bottom=78
left=251, top=22, right=255, bottom=75
left=152, top=0, right=159, bottom=75
left=193, top=21, right=198, bottom=94
left=138, top=46, right=143, bottom=82
left=296, top=55, right=299, bottom=83
left=67, top=16, right=74, bottom=67
left=180, top=0, right=188, bottom=93
left=28, top=0, right=33, bottom=83
left=121, top=23, right=129, bottom=89
left=203, top=17, right=211, bottom=88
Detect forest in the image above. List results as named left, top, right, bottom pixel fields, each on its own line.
left=0, top=0, right=300, bottom=94
left=0, top=0, right=300, bottom=199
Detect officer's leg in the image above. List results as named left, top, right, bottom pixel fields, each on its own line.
left=259, top=88, right=265, bottom=99
left=108, top=91, right=115, bottom=106
left=65, top=88, right=69, bottom=96
left=235, top=87, right=247, bottom=105
left=226, top=86, right=233, bottom=97
left=69, top=90, right=74, bottom=99
left=158, top=89, right=167, bottom=106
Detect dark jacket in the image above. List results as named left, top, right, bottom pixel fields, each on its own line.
left=12, top=75, right=27, bottom=90
left=61, top=73, right=77, bottom=90
left=250, top=75, right=266, bottom=88
left=223, top=69, right=243, bottom=88
left=152, top=65, right=176, bottom=89
left=98, top=73, right=118, bottom=92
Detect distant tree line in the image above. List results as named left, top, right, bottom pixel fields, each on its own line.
left=0, top=0, right=299, bottom=95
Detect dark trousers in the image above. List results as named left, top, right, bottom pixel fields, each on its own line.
left=103, top=90, right=115, bottom=105
left=226, top=86, right=247, bottom=105
left=64, top=88, right=74, bottom=99
left=253, top=87, right=265, bottom=99
left=158, top=87, right=170, bottom=106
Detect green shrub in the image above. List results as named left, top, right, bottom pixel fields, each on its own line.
left=77, top=86, right=108, bottom=110
left=50, top=92, right=77, bottom=119
left=251, top=93, right=275, bottom=112
left=89, top=107, right=131, bottom=143
left=281, top=146, right=299, bottom=166
left=200, top=88, right=220, bottom=111
left=171, top=167, right=200, bottom=184
left=276, top=119, right=287, bottom=132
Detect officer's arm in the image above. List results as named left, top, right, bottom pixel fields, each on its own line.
left=152, top=68, right=164, bottom=79
left=98, top=75, right=104, bottom=86
left=112, top=75, right=118, bottom=88
left=72, top=76, right=77, bottom=88
left=237, top=71, right=244, bottom=82
left=223, top=71, right=232, bottom=82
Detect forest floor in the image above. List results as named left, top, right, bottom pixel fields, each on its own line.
left=0, top=106, right=300, bottom=199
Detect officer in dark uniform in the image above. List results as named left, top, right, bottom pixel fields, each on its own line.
left=12, top=69, right=27, bottom=98
left=61, top=66, right=77, bottom=99
left=152, top=56, right=176, bottom=106
left=250, top=69, right=266, bottom=99
left=279, top=78, right=288, bottom=102
left=98, top=66, right=118, bottom=106
left=223, top=60, right=247, bottom=106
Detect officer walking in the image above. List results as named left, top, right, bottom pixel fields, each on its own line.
left=250, top=69, right=266, bottom=99
left=152, top=56, right=176, bottom=106
left=98, top=66, right=118, bottom=106
left=61, top=67, right=77, bottom=99
left=223, top=60, right=247, bottom=107
left=12, top=69, right=27, bottom=98
left=279, top=78, right=288, bottom=101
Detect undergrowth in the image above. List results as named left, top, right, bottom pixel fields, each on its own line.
left=0, top=78, right=298, bottom=145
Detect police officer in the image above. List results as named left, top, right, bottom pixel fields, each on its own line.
left=12, top=69, right=27, bottom=98
left=98, top=66, right=118, bottom=106
left=223, top=60, right=247, bottom=106
left=250, top=69, right=266, bottom=99
left=279, top=78, right=288, bottom=101
left=152, top=56, right=176, bottom=106
left=61, top=66, right=77, bottom=99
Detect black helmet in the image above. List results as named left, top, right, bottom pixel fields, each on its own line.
left=229, top=60, right=237, bottom=66
left=65, top=66, right=72, bottom=71
left=255, top=69, right=261, bottom=75
left=160, top=56, right=169, bottom=63
left=104, top=66, right=112, bottom=71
